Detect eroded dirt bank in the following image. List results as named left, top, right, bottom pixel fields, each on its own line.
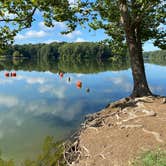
left=66, top=96, right=166, bottom=166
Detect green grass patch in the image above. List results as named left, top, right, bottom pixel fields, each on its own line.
left=132, top=149, right=166, bottom=166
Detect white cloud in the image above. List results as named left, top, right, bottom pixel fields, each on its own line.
left=54, top=21, right=67, bottom=29
left=43, top=39, right=60, bottom=44
left=0, top=95, right=19, bottom=108
left=26, top=77, right=46, bottom=84
left=39, top=22, right=53, bottom=31
left=68, top=0, right=76, bottom=4
left=75, top=74, right=84, bottom=77
left=39, top=21, right=67, bottom=31
left=25, top=100, right=83, bottom=121
left=59, top=102, right=83, bottom=120
left=25, top=103, right=42, bottom=114
left=0, top=12, right=17, bottom=20
left=39, top=85, right=66, bottom=99
left=63, top=30, right=82, bottom=39
left=15, top=30, right=48, bottom=40
left=68, top=0, right=78, bottom=7
left=27, top=104, right=39, bottom=113
left=16, top=75, right=47, bottom=84
left=75, top=37, right=87, bottom=42
left=111, top=77, right=124, bottom=84
left=109, top=76, right=132, bottom=92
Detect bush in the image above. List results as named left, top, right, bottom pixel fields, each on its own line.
left=132, top=149, right=166, bottom=166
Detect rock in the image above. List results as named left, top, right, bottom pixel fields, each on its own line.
left=85, top=114, right=97, bottom=122
left=162, top=98, right=166, bottom=104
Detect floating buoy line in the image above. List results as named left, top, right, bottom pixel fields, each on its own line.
left=58, top=72, right=90, bottom=92
left=4, top=71, right=90, bottom=93
left=5, top=71, right=17, bottom=77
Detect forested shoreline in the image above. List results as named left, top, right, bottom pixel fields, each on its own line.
left=2, top=42, right=165, bottom=62
left=144, top=50, right=166, bottom=65
left=2, top=42, right=114, bottom=61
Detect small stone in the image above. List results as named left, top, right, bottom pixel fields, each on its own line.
left=108, top=123, right=113, bottom=127
left=162, top=98, right=166, bottom=104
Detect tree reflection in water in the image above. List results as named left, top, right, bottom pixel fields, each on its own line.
left=0, top=136, right=66, bottom=166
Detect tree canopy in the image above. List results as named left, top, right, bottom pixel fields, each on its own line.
left=0, top=0, right=165, bottom=50
left=63, top=0, right=165, bottom=50
left=0, top=0, right=73, bottom=48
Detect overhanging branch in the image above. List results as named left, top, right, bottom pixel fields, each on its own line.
left=0, top=7, right=37, bottom=22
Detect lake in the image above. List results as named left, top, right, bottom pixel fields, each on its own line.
left=0, top=58, right=166, bottom=164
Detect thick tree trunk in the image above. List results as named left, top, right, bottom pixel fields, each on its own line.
left=119, top=0, right=152, bottom=97
left=127, top=35, right=152, bottom=97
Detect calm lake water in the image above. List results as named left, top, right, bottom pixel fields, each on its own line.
left=0, top=58, right=166, bottom=163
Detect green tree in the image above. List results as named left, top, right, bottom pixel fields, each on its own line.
left=63, top=0, right=166, bottom=97
left=0, top=0, right=72, bottom=47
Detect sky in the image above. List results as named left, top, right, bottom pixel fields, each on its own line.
left=13, top=8, right=161, bottom=52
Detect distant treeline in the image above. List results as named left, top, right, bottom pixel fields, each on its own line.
left=3, top=42, right=165, bottom=65
left=144, top=50, right=166, bottom=65
left=3, top=42, right=118, bottom=60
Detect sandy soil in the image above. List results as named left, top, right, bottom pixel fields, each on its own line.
left=68, top=96, right=166, bottom=166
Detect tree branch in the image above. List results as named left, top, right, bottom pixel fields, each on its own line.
left=131, top=1, right=158, bottom=29
left=0, top=7, right=37, bottom=22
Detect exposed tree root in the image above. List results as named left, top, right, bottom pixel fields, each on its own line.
left=142, top=128, right=164, bottom=143
left=81, top=145, right=91, bottom=157
left=87, top=127, right=99, bottom=132
left=64, top=139, right=81, bottom=165
left=94, top=145, right=112, bottom=160
left=120, top=124, right=143, bottom=129
left=122, top=109, right=156, bottom=123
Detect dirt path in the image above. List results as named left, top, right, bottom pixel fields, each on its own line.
left=66, top=96, right=166, bottom=166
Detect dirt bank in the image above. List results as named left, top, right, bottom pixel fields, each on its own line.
left=66, top=96, right=166, bottom=166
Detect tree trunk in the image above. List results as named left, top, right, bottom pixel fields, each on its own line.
left=119, top=0, right=152, bottom=97
left=127, top=34, right=152, bottom=97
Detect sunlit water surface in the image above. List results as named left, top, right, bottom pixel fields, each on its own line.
left=0, top=59, right=166, bottom=163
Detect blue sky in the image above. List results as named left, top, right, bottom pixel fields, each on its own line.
left=14, top=9, right=161, bottom=52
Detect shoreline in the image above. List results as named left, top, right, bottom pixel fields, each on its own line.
left=64, top=96, right=166, bottom=166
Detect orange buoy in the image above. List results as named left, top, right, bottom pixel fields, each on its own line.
left=5, top=72, right=9, bottom=77
left=76, top=81, right=82, bottom=88
left=11, top=72, right=16, bottom=77
left=59, top=72, right=64, bottom=78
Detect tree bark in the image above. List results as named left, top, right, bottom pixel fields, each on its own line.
left=127, top=33, right=152, bottom=97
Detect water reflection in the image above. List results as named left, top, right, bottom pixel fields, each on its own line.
left=0, top=57, right=130, bottom=73
left=0, top=58, right=165, bottom=164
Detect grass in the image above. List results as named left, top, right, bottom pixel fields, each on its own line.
left=132, top=149, right=166, bottom=166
